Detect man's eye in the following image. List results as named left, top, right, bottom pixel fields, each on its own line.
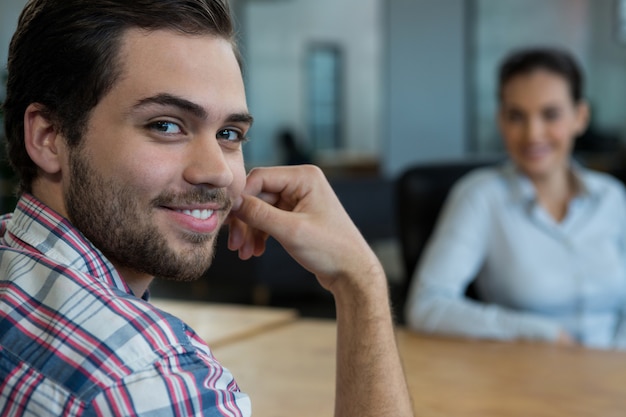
left=217, top=129, right=243, bottom=142
left=149, top=121, right=183, bottom=134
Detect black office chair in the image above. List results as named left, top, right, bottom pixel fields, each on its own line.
left=392, top=158, right=501, bottom=320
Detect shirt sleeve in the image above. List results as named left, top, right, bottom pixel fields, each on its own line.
left=614, top=312, right=626, bottom=349
left=614, top=299, right=626, bottom=349
left=404, top=172, right=561, bottom=342
left=85, top=334, right=251, bottom=416
left=611, top=183, right=626, bottom=350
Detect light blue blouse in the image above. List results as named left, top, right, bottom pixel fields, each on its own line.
left=405, top=162, right=626, bottom=349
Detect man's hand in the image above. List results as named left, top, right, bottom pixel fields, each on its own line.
left=227, top=165, right=381, bottom=292
left=227, top=164, right=414, bottom=417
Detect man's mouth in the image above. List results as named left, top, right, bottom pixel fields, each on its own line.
left=174, top=208, right=215, bottom=220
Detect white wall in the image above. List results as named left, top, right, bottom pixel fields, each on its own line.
left=586, top=0, right=626, bottom=140
left=0, top=0, right=29, bottom=102
left=0, top=0, right=28, bottom=64
left=384, top=0, right=468, bottom=177
left=242, top=0, right=382, bottom=166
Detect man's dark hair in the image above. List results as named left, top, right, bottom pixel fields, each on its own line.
left=3, top=0, right=238, bottom=194
left=498, top=47, right=584, bottom=104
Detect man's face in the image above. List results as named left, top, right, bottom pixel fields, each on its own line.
left=64, top=29, right=251, bottom=282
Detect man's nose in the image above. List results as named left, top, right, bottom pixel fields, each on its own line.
left=182, top=136, right=233, bottom=188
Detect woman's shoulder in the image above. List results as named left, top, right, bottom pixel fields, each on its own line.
left=579, top=166, right=626, bottom=196
left=439, top=163, right=513, bottom=217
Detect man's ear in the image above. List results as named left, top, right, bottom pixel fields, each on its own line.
left=23, top=103, right=65, bottom=174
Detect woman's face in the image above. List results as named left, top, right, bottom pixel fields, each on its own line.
left=498, top=69, right=588, bottom=181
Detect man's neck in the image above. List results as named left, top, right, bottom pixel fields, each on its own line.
left=32, top=185, right=154, bottom=298
left=114, top=264, right=154, bottom=298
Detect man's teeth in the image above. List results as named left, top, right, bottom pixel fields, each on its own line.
left=177, top=209, right=214, bottom=220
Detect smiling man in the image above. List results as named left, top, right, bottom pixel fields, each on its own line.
left=0, top=0, right=412, bottom=416
left=58, top=29, right=251, bottom=296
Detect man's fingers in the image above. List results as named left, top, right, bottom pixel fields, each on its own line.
left=242, top=165, right=323, bottom=206
left=229, top=193, right=294, bottom=260
left=232, top=192, right=293, bottom=238
left=227, top=216, right=269, bottom=260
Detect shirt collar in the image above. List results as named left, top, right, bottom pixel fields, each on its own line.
left=2, top=193, right=138, bottom=298
left=502, top=160, right=598, bottom=204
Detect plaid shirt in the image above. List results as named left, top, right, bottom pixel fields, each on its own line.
left=0, top=194, right=251, bottom=416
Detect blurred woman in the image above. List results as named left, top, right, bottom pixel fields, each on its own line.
left=405, top=47, right=626, bottom=349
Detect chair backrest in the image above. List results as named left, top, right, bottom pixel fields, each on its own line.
left=395, top=158, right=501, bottom=291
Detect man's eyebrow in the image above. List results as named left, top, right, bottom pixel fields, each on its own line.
left=132, top=94, right=253, bottom=127
left=226, top=112, right=254, bottom=127
left=133, top=93, right=208, bottom=119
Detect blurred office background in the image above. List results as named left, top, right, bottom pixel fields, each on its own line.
left=233, top=0, right=626, bottom=175
left=2, top=0, right=626, bottom=315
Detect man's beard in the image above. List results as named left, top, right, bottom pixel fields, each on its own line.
left=64, top=150, right=230, bottom=282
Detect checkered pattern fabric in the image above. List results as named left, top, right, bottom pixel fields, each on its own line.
left=0, top=194, right=250, bottom=416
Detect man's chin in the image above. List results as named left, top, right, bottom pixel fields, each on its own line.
left=155, top=272, right=205, bottom=283
left=153, top=257, right=213, bottom=282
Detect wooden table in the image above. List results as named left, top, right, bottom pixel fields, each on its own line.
left=213, top=319, right=336, bottom=417
left=214, top=319, right=626, bottom=417
left=396, top=330, right=626, bottom=417
left=150, top=298, right=298, bottom=348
